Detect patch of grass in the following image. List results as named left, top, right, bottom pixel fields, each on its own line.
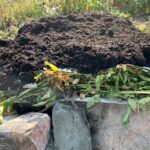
left=60, top=0, right=109, bottom=14
left=114, top=0, right=150, bottom=17
left=0, top=0, right=53, bottom=38
left=0, top=0, right=50, bottom=20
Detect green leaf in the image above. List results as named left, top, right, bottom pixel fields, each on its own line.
left=128, top=99, right=137, bottom=111
left=93, top=94, right=100, bottom=102
left=106, top=69, right=114, bottom=79
left=95, top=75, right=101, bottom=91
left=124, top=72, right=128, bottom=84
left=95, top=75, right=104, bottom=92
left=0, top=91, right=4, bottom=98
left=33, top=101, right=47, bottom=107
left=41, top=89, right=52, bottom=100
left=87, top=95, right=100, bottom=109
left=0, top=96, right=17, bottom=114
left=87, top=98, right=96, bottom=109
left=139, top=97, right=150, bottom=105
left=120, top=91, right=150, bottom=95
left=121, top=107, right=131, bottom=126
left=18, top=88, right=33, bottom=98
left=139, top=75, right=150, bottom=82
left=115, top=73, right=120, bottom=91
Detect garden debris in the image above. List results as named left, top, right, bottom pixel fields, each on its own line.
left=0, top=63, right=150, bottom=123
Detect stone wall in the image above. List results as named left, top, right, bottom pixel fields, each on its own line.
left=0, top=101, right=150, bottom=150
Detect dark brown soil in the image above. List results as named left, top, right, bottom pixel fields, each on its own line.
left=0, top=13, right=150, bottom=85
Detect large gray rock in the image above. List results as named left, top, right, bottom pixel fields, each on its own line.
left=0, top=112, right=50, bottom=150
left=52, top=102, right=92, bottom=150
left=87, top=103, right=150, bottom=150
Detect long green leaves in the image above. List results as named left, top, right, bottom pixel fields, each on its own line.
left=0, top=79, right=57, bottom=115
left=122, top=107, right=131, bottom=126
left=1, top=64, right=150, bottom=125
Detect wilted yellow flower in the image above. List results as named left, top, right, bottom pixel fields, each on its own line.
left=34, top=73, right=42, bottom=81
left=36, top=61, right=70, bottom=91
left=0, top=106, right=4, bottom=124
left=44, top=61, right=59, bottom=72
left=44, top=68, right=55, bottom=77
left=80, top=93, right=85, bottom=100
left=61, top=74, right=70, bottom=82
left=116, top=64, right=128, bottom=71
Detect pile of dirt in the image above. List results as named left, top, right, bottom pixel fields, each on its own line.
left=0, top=13, right=150, bottom=82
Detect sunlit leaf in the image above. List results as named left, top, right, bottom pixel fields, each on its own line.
left=41, top=89, right=52, bottom=100
left=121, top=107, right=131, bottom=126
left=139, top=75, right=150, bottom=82
left=87, top=95, right=100, bottom=109
left=18, top=88, right=33, bottom=98
left=96, top=75, right=104, bottom=92
left=139, top=97, right=150, bottom=105
left=128, top=99, right=137, bottom=111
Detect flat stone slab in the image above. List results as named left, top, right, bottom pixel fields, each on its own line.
left=0, top=112, right=50, bottom=150
left=87, top=103, right=150, bottom=150
left=52, top=102, right=92, bottom=150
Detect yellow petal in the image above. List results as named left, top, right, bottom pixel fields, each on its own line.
left=34, top=73, right=42, bottom=81
left=80, top=93, right=85, bottom=100
left=44, top=61, right=59, bottom=72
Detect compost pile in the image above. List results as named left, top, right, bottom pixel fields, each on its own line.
left=0, top=13, right=150, bottom=84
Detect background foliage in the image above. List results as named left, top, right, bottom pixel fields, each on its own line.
left=0, top=0, right=150, bottom=38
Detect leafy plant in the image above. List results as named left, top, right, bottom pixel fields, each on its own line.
left=0, top=63, right=150, bottom=125
left=113, top=0, right=150, bottom=16
left=70, top=64, right=150, bottom=125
